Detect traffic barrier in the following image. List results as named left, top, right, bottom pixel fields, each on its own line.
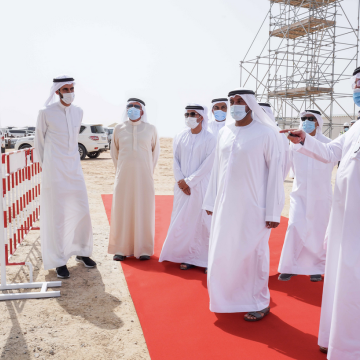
left=0, top=148, right=61, bottom=300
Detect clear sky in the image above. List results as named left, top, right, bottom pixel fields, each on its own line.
left=0, top=0, right=358, bottom=137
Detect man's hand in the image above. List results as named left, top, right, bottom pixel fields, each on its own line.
left=279, top=129, right=306, bottom=145
left=178, top=179, right=189, bottom=190
left=266, top=221, right=279, bottom=229
left=206, top=210, right=213, bottom=216
left=182, top=188, right=191, bottom=196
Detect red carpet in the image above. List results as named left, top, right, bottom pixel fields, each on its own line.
left=102, top=195, right=324, bottom=360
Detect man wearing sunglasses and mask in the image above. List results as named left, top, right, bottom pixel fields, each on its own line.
left=34, top=75, right=96, bottom=279
left=108, top=98, right=160, bottom=262
left=203, top=88, right=284, bottom=322
left=208, top=98, right=228, bottom=139
left=159, top=104, right=216, bottom=273
left=278, top=110, right=336, bottom=283
left=280, top=67, right=360, bottom=357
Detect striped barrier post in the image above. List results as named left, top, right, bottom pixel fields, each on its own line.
left=0, top=148, right=61, bottom=300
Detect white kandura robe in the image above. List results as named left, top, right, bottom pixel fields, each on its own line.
left=278, top=132, right=335, bottom=275
left=108, top=120, right=160, bottom=257
left=203, top=121, right=284, bottom=313
left=159, top=129, right=216, bottom=267
left=208, top=120, right=226, bottom=139
left=281, top=134, right=291, bottom=180
left=295, top=121, right=360, bottom=359
left=34, top=101, right=93, bottom=270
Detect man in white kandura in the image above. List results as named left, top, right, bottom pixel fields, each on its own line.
left=278, top=110, right=336, bottom=282
left=108, top=98, right=160, bottom=261
left=35, top=75, right=96, bottom=279
left=159, top=104, right=216, bottom=273
left=203, top=88, right=284, bottom=322
left=258, top=102, right=290, bottom=180
left=208, top=98, right=228, bottom=138
left=281, top=66, right=360, bottom=358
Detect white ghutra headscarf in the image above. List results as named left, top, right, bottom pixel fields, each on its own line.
left=120, top=97, right=149, bottom=123
left=298, top=109, right=323, bottom=134
left=208, top=98, right=229, bottom=122
left=44, top=74, right=75, bottom=107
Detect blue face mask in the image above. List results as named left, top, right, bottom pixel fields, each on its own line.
left=302, top=120, right=316, bottom=134
left=353, top=89, right=360, bottom=107
left=128, top=107, right=141, bottom=121
left=213, top=110, right=226, bottom=121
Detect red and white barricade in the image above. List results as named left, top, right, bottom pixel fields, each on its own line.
left=0, top=148, right=61, bottom=301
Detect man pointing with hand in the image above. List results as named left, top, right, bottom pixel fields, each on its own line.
left=282, top=67, right=360, bottom=358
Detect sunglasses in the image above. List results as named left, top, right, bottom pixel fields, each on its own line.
left=127, top=104, right=142, bottom=110
left=184, top=112, right=200, bottom=118
left=301, top=116, right=316, bottom=121
left=353, top=79, right=360, bottom=88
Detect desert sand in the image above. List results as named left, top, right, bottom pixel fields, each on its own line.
left=0, top=138, right=337, bottom=359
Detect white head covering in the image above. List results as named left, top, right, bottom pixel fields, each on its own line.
left=226, top=88, right=279, bottom=130
left=209, top=98, right=229, bottom=122
left=172, top=103, right=210, bottom=156
left=121, top=97, right=148, bottom=123
left=185, top=103, right=209, bottom=130
left=44, top=75, right=75, bottom=107
left=259, top=102, right=276, bottom=122
left=299, top=109, right=323, bottom=134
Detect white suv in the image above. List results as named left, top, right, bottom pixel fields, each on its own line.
left=14, top=124, right=108, bottom=160
left=14, top=136, right=34, bottom=150
left=78, top=123, right=109, bottom=160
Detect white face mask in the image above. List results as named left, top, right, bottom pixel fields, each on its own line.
left=230, top=105, right=248, bottom=121
left=185, top=117, right=199, bottom=129
left=61, top=92, right=75, bottom=105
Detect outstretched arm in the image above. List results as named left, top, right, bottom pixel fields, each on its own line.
left=280, top=129, right=344, bottom=163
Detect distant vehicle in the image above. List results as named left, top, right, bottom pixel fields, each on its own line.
left=0, top=131, right=5, bottom=153
left=78, top=124, right=109, bottom=160
left=14, top=124, right=109, bottom=160
left=7, top=128, right=28, bottom=138
left=14, top=136, right=34, bottom=151
left=5, top=137, right=19, bottom=149
left=104, top=127, right=114, bottom=149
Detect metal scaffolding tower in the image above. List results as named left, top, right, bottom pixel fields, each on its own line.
left=240, top=0, right=360, bottom=137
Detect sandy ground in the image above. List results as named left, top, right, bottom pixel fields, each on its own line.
left=0, top=138, right=337, bottom=360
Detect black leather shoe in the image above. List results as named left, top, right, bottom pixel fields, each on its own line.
left=310, top=274, right=322, bottom=282
left=278, top=273, right=297, bottom=281
left=56, top=265, right=70, bottom=279
left=139, top=255, right=151, bottom=261
left=76, top=256, right=97, bottom=268
left=113, top=254, right=126, bottom=261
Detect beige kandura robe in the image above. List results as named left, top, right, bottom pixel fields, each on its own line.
left=108, top=120, right=160, bottom=257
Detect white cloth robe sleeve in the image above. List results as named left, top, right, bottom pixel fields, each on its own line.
left=282, top=135, right=291, bottom=180
left=184, top=140, right=215, bottom=188
left=34, top=110, right=48, bottom=168
left=202, top=131, right=221, bottom=212
left=110, top=126, right=120, bottom=170
left=264, top=133, right=284, bottom=223
left=151, top=127, right=160, bottom=172
left=173, top=134, right=185, bottom=182
left=294, top=132, right=344, bottom=163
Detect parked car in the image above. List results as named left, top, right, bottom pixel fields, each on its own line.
left=5, top=137, right=19, bottom=149
left=0, top=131, right=5, bottom=153
left=14, top=124, right=108, bottom=160
left=104, top=127, right=114, bottom=149
left=7, top=128, right=29, bottom=138
left=78, top=123, right=109, bottom=160
left=14, top=136, right=34, bottom=150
